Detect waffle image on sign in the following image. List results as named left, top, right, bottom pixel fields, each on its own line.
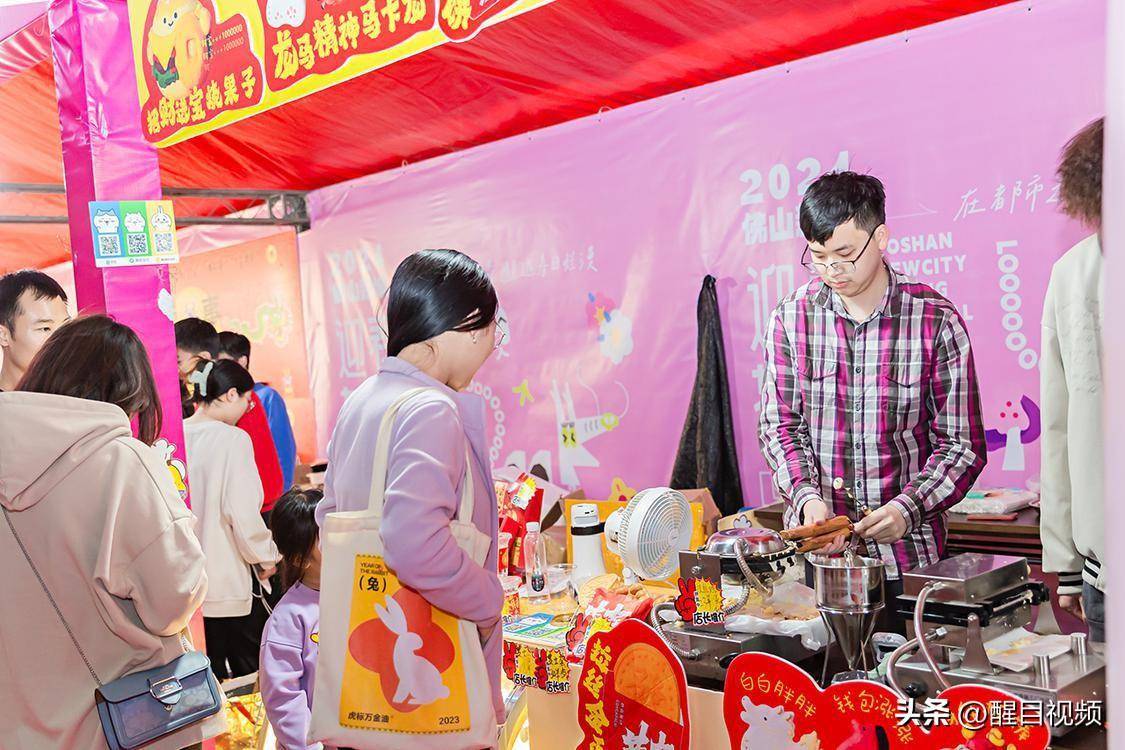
left=613, top=643, right=681, bottom=722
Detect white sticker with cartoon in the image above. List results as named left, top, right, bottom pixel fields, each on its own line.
left=89, top=201, right=179, bottom=268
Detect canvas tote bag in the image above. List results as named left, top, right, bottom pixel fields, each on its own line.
left=310, top=387, right=496, bottom=749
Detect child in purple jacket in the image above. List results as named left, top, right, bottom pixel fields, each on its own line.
left=260, top=489, right=325, bottom=750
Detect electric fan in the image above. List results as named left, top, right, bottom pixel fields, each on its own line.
left=604, top=487, right=694, bottom=581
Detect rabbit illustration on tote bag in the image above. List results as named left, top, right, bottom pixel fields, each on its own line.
left=310, top=388, right=497, bottom=750
left=374, top=597, right=452, bottom=706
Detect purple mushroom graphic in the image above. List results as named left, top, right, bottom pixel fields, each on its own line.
left=985, top=395, right=1041, bottom=472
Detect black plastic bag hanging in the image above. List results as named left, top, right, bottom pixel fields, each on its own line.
left=670, top=275, right=745, bottom=515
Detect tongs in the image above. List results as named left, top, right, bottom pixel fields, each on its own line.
left=833, top=476, right=879, bottom=564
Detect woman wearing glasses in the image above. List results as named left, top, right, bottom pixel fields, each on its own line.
left=317, top=249, right=507, bottom=748
left=759, top=171, right=986, bottom=635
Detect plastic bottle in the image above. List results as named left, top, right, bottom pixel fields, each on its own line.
left=524, top=522, right=550, bottom=604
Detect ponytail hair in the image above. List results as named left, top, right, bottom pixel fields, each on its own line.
left=186, top=358, right=254, bottom=405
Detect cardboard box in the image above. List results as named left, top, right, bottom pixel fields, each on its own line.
left=678, top=488, right=721, bottom=536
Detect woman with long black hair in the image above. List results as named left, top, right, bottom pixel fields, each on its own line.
left=317, top=249, right=506, bottom=748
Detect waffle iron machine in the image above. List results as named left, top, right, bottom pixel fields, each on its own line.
left=889, top=553, right=1105, bottom=737
left=652, top=527, right=824, bottom=684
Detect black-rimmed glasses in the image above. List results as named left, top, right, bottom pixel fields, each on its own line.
left=801, top=227, right=878, bottom=276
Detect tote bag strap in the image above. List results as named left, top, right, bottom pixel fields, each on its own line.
left=367, top=388, right=476, bottom=522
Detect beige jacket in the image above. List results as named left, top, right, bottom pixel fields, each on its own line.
left=1040, top=233, right=1105, bottom=594
left=0, top=392, right=217, bottom=749
left=184, top=414, right=279, bottom=618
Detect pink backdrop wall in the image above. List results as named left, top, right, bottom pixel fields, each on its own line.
left=300, top=0, right=1104, bottom=504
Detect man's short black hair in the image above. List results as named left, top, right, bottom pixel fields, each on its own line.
left=174, top=317, right=220, bottom=357
left=799, top=172, right=887, bottom=245
left=0, top=270, right=68, bottom=334
left=219, top=331, right=251, bottom=364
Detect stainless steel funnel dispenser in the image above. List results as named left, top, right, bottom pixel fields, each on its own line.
left=808, top=552, right=885, bottom=681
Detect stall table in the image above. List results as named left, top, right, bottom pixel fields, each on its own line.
left=751, top=502, right=1086, bottom=633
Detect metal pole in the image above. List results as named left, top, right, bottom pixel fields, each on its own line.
left=0, top=182, right=306, bottom=200
left=0, top=215, right=303, bottom=226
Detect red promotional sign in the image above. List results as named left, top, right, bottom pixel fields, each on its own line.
left=502, top=640, right=570, bottom=694
left=262, top=0, right=435, bottom=90
left=723, top=653, right=1049, bottom=750
left=138, top=0, right=265, bottom=142
left=927, top=685, right=1051, bottom=750
left=129, top=0, right=558, bottom=146
left=438, top=0, right=519, bottom=42
left=577, top=619, right=690, bottom=750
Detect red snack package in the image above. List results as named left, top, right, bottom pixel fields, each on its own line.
left=565, top=588, right=654, bottom=664
left=499, top=474, right=544, bottom=577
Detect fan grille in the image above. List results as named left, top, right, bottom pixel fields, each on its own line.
left=618, top=488, right=692, bottom=579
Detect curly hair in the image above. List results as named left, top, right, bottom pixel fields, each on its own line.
left=1057, top=117, right=1103, bottom=228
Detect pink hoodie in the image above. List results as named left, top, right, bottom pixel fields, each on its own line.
left=0, top=392, right=214, bottom=749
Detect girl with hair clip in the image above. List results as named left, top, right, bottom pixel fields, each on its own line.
left=184, top=358, right=281, bottom=680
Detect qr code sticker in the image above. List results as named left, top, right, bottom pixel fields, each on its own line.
left=98, top=234, right=122, bottom=257
left=126, top=233, right=149, bottom=256
left=153, top=233, right=174, bottom=255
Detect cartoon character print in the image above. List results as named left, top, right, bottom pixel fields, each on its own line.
left=674, top=578, right=697, bottom=623
left=739, top=697, right=819, bottom=750
left=502, top=640, right=518, bottom=680
left=985, top=396, right=1041, bottom=472
left=265, top=0, right=305, bottom=27
left=348, top=588, right=455, bottom=711
left=152, top=438, right=188, bottom=500
left=150, top=207, right=174, bottom=232
left=566, top=613, right=592, bottom=656
left=146, top=0, right=213, bottom=100
left=124, top=212, right=147, bottom=233
left=93, top=210, right=120, bottom=234
left=534, top=650, right=549, bottom=690
left=551, top=380, right=627, bottom=489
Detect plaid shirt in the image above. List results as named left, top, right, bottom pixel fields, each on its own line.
left=758, top=264, right=987, bottom=579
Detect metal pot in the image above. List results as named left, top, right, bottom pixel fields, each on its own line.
left=807, top=552, right=885, bottom=613
left=705, top=527, right=787, bottom=557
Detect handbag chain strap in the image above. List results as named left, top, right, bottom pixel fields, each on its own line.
left=3, top=506, right=104, bottom=686
left=4, top=506, right=200, bottom=688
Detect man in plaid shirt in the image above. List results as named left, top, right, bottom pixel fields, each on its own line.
left=759, top=172, right=987, bottom=623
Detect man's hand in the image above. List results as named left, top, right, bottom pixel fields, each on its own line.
left=855, top=505, right=908, bottom=544
left=801, top=499, right=830, bottom=525
left=1058, top=594, right=1085, bottom=622
left=801, top=500, right=847, bottom=554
